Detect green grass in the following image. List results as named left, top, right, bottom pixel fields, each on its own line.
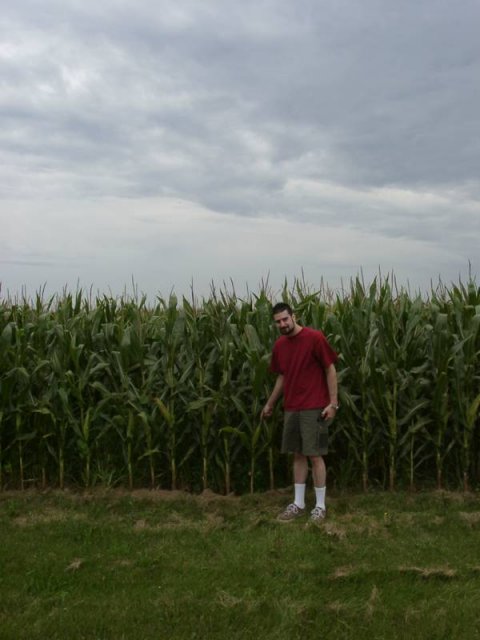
left=1, top=489, right=480, bottom=639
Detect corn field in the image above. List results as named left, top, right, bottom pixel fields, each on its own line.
left=1, top=276, right=479, bottom=493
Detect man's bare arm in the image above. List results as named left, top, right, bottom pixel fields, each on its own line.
left=323, top=364, right=338, bottom=419
left=261, top=375, right=284, bottom=418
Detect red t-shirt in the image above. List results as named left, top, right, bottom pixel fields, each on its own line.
left=270, top=326, right=337, bottom=411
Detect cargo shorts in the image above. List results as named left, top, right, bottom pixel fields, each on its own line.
left=281, top=408, right=332, bottom=456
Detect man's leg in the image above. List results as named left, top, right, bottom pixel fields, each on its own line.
left=293, top=453, right=308, bottom=508
left=310, top=455, right=326, bottom=487
left=277, top=414, right=308, bottom=521
left=294, top=453, right=309, bottom=483
left=310, top=455, right=327, bottom=514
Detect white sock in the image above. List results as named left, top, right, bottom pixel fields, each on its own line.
left=294, top=483, right=306, bottom=509
left=315, top=486, right=326, bottom=510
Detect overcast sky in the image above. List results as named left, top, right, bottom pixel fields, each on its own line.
left=1, top=0, right=479, bottom=302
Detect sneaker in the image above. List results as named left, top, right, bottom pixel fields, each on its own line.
left=277, top=503, right=305, bottom=522
left=310, top=506, right=326, bottom=522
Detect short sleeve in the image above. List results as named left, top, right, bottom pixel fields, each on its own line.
left=314, top=332, right=337, bottom=368
left=270, top=344, right=283, bottom=374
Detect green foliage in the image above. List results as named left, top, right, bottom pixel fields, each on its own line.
left=0, top=274, right=479, bottom=492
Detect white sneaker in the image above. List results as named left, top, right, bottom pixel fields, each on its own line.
left=277, top=503, right=305, bottom=522
left=310, top=506, right=326, bottom=522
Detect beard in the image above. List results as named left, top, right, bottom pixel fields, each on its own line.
left=280, top=325, right=295, bottom=335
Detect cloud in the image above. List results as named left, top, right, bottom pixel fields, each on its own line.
left=1, top=0, right=479, bottom=298
left=1, top=195, right=471, bottom=301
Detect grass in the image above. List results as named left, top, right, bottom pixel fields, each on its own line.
left=1, top=489, right=480, bottom=639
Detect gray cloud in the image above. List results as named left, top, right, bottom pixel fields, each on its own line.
left=1, top=0, right=479, bottom=297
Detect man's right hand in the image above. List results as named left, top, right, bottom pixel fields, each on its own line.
left=261, top=403, right=273, bottom=419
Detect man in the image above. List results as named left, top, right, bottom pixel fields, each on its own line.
left=261, top=302, right=338, bottom=523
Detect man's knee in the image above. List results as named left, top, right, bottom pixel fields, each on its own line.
left=294, top=452, right=308, bottom=460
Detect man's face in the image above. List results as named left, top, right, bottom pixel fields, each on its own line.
left=273, top=310, right=296, bottom=335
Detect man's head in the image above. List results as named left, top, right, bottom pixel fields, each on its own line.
left=272, top=302, right=298, bottom=336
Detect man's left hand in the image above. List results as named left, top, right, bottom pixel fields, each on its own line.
left=322, top=404, right=338, bottom=420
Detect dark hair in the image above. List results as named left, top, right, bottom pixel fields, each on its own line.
left=272, top=302, right=293, bottom=316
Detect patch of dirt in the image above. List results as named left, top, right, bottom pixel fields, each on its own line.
left=325, top=600, right=348, bottom=614
left=132, top=511, right=225, bottom=533
left=323, top=522, right=347, bottom=540
left=399, top=565, right=457, bottom=579
left=336, top=513, right=385, bottom=536
left=133, top=519, right=148, bottom=531
left=113, top=559, right=134, bottom=568
left=330, top=565, right=358, bottom=579
left=365, top=585, right=380, bottom=618
left=216, top=590, right=243, bottom=608
left=459, top=511, right=480, bottom=526
left=196, top=489, right=237, bottom=504
left=468, top=565, right=480, bottom=574
left=430, top=490, right=475, bottom=503
left=12, top=507, right=87, bottom=527
left=65, top=558, right=84, bottom=572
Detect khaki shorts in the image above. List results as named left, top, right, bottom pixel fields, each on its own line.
left=281, top=409, right=332, bottom=456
